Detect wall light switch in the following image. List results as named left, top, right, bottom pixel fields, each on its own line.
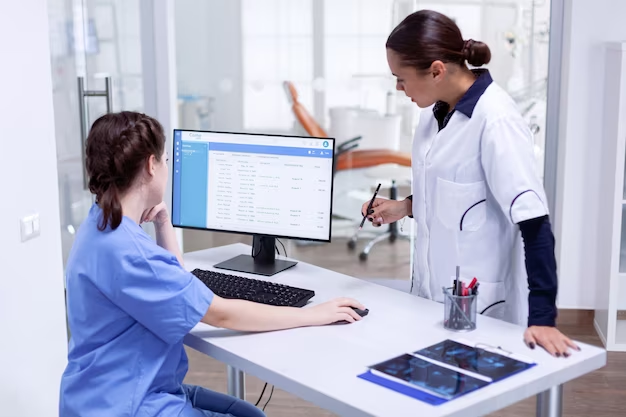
left=24, top=220, right=33, bottom=235
left=20, top=213, right=40, bottom=242
left=32, top=216, right=40, bottom=233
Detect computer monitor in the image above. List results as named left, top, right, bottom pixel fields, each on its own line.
left=171, top=129, right=335, bottom=276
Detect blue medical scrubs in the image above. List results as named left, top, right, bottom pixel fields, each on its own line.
left=60, top=203, right=248, bottom=417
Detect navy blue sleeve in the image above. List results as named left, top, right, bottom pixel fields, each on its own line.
left=518, top=215, right=558, bottom=327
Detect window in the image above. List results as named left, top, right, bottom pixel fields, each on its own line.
left=242, top=0, right=398, bottom=132
left=241, top=0, right=314, bottom=131
left=323, top=0, right=395, bottom=119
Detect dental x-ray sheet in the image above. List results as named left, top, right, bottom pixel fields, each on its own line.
left=415, top=339, right=535, bottom=382
left=358, top=339, right=535, bottom=405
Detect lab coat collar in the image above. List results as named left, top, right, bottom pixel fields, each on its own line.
left=455, top=68, right=493, bottom=118
left=432, top=69, right=493, bottom=130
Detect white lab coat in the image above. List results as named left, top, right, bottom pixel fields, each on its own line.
left=410, top=82, right=549, bottom=327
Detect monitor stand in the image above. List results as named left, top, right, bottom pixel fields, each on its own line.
left=213, top=235, right=297, bottom=277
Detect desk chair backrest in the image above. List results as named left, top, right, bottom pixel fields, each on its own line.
left=283, top=81, right=327, bottom=138
left=283, top=80, right=411, bottom=172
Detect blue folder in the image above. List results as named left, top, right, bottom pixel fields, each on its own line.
left=358, top=370, right=449, bottom=406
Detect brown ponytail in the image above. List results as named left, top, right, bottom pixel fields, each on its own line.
left=386, top=10, right=491, bottom=70
left=96, top=184, right=123, bottom=232
left=85, top=111, right=165, bottom=231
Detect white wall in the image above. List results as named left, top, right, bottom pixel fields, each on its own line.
left=554, top=0, right=626, bottom=309
left=0, top=1, right=69, bottom=415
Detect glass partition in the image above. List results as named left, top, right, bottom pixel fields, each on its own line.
left=174, top=0, right=552, bottom=283
left=48, top=0, right=145, bottom=268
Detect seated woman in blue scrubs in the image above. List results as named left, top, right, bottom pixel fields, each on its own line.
left=59, top=111, right=365, bottom=417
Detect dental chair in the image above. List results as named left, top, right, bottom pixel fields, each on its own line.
left=283, top=81, right=412, bottom=261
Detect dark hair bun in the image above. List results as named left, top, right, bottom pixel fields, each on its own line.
left=463, top=39, right=491, bottom=67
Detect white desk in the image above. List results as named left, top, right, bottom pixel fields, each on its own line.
left=183, top=244, right=606, bottom=417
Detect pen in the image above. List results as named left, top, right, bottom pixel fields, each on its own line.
left=454, top=266, right=460, bottom=296
left=359, top=183, right=382, bottom=230
left=468, top=277, right=477, bottom=290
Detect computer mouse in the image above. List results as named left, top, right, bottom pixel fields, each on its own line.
left=332, top=307, right=369, bottom=325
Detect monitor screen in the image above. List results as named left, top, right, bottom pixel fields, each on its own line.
left=172, top=130, right=335, bottom=242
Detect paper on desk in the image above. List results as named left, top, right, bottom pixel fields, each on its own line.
left=453, top=337, right=536, bottom=364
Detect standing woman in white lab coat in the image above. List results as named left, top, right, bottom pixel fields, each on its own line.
left=363, top=9, right=579, bottom=357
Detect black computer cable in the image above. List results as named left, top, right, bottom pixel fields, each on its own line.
left=254, top=382, right=267, bottom=406
left=277, top=239, right=287, bottom=257
left=262, top=385, right=275, bottom=411
left=254, top=382, right=275, bottom=410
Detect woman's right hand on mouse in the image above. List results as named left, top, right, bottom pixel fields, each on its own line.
left=361, top=198, right=411, bottom=227
left=305, top=298, right=365, bottom=325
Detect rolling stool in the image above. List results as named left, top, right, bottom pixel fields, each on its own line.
left=347, top=180, right=411, bottom=261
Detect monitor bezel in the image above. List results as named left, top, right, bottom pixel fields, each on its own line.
left=171, top=129, right=337, bottom=243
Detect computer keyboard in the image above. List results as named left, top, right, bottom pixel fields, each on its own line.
left=191, top=268, right=315, bottom=307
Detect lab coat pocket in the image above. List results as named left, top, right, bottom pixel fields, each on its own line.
left=477, top=281, right=506, bottom=320
left=436, top=178, right=487, bottom=232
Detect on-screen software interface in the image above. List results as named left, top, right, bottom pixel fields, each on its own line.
left=172, top=130, right=334, bottom=241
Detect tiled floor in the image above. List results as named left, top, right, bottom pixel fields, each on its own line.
left=183, top=234, right=625, bottom=416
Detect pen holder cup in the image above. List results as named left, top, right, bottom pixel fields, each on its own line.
left=443, top=287, right=477, bottom=332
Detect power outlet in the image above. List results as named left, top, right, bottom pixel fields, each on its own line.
left=20, top=214, right=40, bottom=242
left=617, top=310, right=626, bottom=321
